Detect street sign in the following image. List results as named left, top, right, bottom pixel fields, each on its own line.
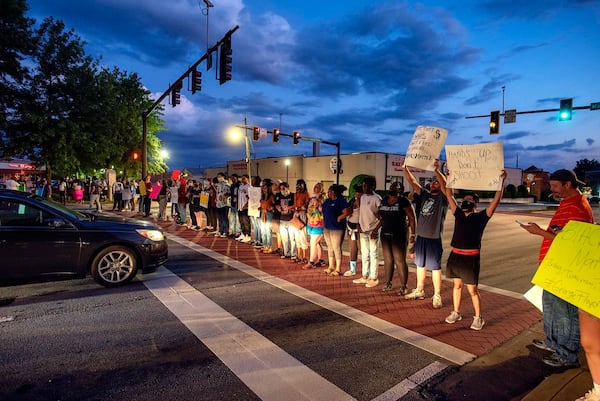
left=590, top=102, right=600, bottom=111
left=504, top=109, right=517, bottom=123
left=259, top=127, right=268, bottom=138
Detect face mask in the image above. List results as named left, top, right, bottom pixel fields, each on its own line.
left=460, top=200, right=475, bottom=211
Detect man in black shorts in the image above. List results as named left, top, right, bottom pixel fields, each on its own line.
left=443, top=170, right=506, bottom=330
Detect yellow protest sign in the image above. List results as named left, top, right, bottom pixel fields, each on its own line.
left=532, top=221, right=600, bottom=318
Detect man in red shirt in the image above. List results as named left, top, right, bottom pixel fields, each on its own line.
left=521, top=169, right=594, bottom=368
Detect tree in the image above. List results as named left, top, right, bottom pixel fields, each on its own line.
left=574, top=158, right=599, bottom=182
left=0, top=0, right=35, bottom=142
left=2, top=15, right=167, bottom=179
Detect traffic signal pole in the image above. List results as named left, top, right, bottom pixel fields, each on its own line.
left=141, top=25, right=239, bottom=179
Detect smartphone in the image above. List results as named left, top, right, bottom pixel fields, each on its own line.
left=515, top=220, right=528, bottom=226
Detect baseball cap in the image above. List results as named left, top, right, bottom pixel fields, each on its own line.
left=549, top=169, right=585, bottom=186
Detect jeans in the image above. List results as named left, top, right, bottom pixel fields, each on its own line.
left=229, top=208, right=240, bottom=234
left=542, top=290, right=580, bottom=363
left=239, top=209, right=251, bottom=236
left=381, top=233, right=408, bottom=287
left=178, top=202, right=187, bottom=224
left=359, top=231, right=380, bottom=280
left=251, top=215, right=262, bottom=242
left=217, top=206, right=230, bottom=235
left=260, top=212, right=273, bottom=247
left=279, top=220, right=297, bottom=257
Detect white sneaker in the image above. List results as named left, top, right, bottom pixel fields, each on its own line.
left=470, top=316, right=485, bottom=330
left=576, top=390, right=600, bottom=401
left=445, top=311, right=462, bottom=324
left=242, top=235, right=253, bottom=243
left=343, top=270, right=356, bottom=277
left=432, top=294, right=443, bottom=309
left=365, top=278, right=379, bottom=288
left=352, top=277, right=368, bottom=284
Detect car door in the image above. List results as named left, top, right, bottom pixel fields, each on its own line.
left=0, top=197, right=81, bottom=279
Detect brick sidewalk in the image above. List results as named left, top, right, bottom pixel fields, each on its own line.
left=150, top=217, right=541, bottom=360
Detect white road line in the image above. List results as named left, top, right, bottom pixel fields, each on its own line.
left=370, top=361, right=448, bottom=401
left=144, top=269, right=356, bottom=401
left=166, top=234, right=475, bottom=365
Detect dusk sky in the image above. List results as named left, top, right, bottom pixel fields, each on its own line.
left=26, top=0, right=600, bottom=173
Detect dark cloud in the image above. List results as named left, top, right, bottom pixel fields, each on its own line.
left=527, top=139, right=576, bottom=151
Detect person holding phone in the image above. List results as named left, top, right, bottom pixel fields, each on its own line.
left=520, top=169, right=594, bottom=369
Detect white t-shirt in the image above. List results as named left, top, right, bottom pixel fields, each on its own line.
left=358, top=192, right=382, bottom=232
left=5, top=179, right=19, bottom=190
left=237, top=183, right=250, bottom=211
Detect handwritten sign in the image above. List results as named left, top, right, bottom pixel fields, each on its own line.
left=404, top=126, right=448, bottom=171
left=248, top=187, right=261, bottom=217
left=445, top=142, right=504, bottom=190
left=532, top=221, right=600, bottom=319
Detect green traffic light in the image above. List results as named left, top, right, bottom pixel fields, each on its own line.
left=558, top=98, right=573, bottom=121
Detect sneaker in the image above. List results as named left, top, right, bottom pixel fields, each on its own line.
left=382, top=283, right=393, bottom=292
left=343, top=270, right=356, bottom=277
left=365, top=278, right=379, bottom=288
left=219, top=233, right=227, bottom=238
left=353, top=277, right=368, bottom=284
left=532, top=339, right=554, bottom=352
left=242, top=236, right=253, bottom=243
left=432, top=294, right=443, bottom=309
left=576, top=390, right=600, bottom=401
left=470, top=316, right=485, bottom=331
left=397, top=286, right=410, bottom=296
left=445, top=311, right=462, bottom=324
left=404, top=288, right=425, bottom=300
left=542, top=353, right=580, bottom=368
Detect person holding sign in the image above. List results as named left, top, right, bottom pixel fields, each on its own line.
left=521, top=169, right=594, bottom=368
left=403, top=160, right=448, bottom=309
left=443, top=170, right=506, bottom=330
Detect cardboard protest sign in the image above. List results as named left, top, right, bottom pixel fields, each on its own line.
left=532, top=221, right=600, bottom=319
left=404, top=126, right=448, bottom=171
left=445, top=142, right=504, bottom=190
left=248, top=187, right=261, bottom=217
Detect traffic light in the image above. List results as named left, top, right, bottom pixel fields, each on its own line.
left=219, top=36, right=232, bottom=85
left=292, top=130, right=301, bottom=145
left=132, top=151, right=140, bottom=161
left=191, top=69, right=202, bottom=94
left=272, top=128, right=280, bottom=143
left=559, top=98, right=573, bottom=121
left=252, top=126, right=260, bottom=141
left=489, top=110, right=500, bottom=135
left=171, top=81, right=182, bottom=107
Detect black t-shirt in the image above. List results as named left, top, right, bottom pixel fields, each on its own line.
left=275, top=192, right=294, bottom=221
left=450, top=208, right=490, bottom=249
left=379, top=195, right=411, bottom=236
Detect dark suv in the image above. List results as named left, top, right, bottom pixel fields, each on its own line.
left=0, top=190, right=167, bottom=286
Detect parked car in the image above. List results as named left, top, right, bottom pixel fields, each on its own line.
left=0, top=189, right=167, bottom=286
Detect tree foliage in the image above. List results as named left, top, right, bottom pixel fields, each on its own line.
left=0, top=5, right=166, bottom=180
left=574, top=158, right=599, bottom=182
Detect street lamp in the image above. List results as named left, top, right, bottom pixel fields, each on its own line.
left=227, top=125, right=252, bottom=179
left=284, top=158, right=290, bottom=183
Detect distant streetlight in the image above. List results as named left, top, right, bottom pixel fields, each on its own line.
left=227, top=125, right=252, bottom=179
left=159, top=149, right=169, bottom=159
left=284, top=158, right=291, bottom=183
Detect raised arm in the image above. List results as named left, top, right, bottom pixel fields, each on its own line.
left=486, top=170, right=507, bottom=217
left=433, top=159, right=448, bottom=198
left=403, top=165, right=422, bottom=195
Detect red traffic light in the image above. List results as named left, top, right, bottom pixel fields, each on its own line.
left=252, top=126, right=260, bottom=141
left=292, top=131, right=301, bottom=145
left=272, top=128, right=280, bottom=143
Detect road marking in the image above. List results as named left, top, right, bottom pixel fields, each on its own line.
left=371, top=361, right=447, bottom=401
left=166, top=234, right=474, bottom=365
left=144, top=269, right=356, bottom=401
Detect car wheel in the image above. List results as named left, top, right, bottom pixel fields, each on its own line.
left=91, top=246, right=139, bottom=287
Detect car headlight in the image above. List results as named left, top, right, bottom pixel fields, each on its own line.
left=136, top=229, right=165, bottom=242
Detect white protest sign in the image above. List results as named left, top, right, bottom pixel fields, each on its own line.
left=445, top=142, right=504, bottom=191
left=404, top=126, right=448, bottom=171
left=248, top=187, right=261, bottom=217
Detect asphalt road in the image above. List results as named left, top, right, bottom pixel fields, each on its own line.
left=1, top=204, right=598, bottom=401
